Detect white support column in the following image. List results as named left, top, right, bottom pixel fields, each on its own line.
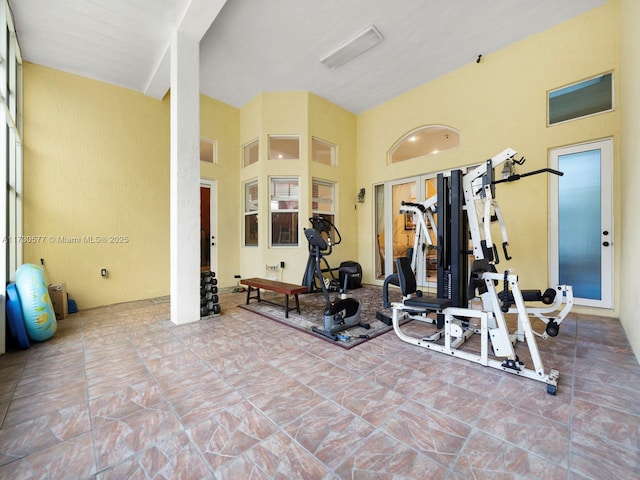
left=170, top=30, right=200, bottom=325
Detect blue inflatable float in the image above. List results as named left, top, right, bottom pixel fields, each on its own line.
left=14, top=263, right=57, bottom=342
left=6, top=283, right=30, bottom=349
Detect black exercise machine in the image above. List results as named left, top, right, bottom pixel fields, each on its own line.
left=303, top=221, right=370, bottom=340
left=301, top=216, right=362, bottom=293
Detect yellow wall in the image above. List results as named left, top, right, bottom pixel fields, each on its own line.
left=237, top=93, right=264, bottom=280
left=23, top=63, right=171, bottom=307
left=238, top=91, right=357, bottom=284
left=199, top=94, right=241, bottom=289
left=356, top=1, right=620, bottom=312
left=23, top=64, right=241, bottom=308
left=619, top=0, right=640, bottom=360
left=308, top=93, right=358, bottom=267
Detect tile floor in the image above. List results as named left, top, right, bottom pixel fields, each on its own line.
left=0, top=291, right=639, bottom=479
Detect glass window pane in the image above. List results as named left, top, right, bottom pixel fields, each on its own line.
left=244, top=214, right=258, bottom=246
left=271, top=212, right=299, bottom=245
left=244, top=181, right=258, bottom=246
left=548, top=73, right=613, bottom=125
left=312, top=180, right=334, bottom=213
left=312, top=137, right=336, bottom=165
left=375, top=184, right=385, bottom=279
left=244, top=181, right=258, bottom=212
left=389, top=125, right=460, bottom=164
left=558, top=149, right=601, bottom=299
left=200, top=138, right=215, bottom=163
left=271, top=178, right=299, bottom=201
left=424, top=177, right=438, bottom=281
left=392, top=181, right=417, bottom=273
left=243, top=139, right=259, bottom=166
left=269, top=136, right=299, bottom=160
left=270, top=178, right=299, bottom=246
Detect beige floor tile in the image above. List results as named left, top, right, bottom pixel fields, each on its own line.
left=0, top=293, right=638, bottom=479
left=334, top=429, right=449, bottom=479
left=452, top=428, right=569, bottom=479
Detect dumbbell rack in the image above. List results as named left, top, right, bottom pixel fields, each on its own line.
left=200, top=271, right=221, bottom=316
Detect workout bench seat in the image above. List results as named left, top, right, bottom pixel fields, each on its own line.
left=241, top=278, right=308, bottom=318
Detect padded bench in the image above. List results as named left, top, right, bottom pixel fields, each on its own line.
left=241, top=278, right=308, bottom=318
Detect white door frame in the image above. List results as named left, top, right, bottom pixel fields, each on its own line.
left=200, top=179, right=217, bottom=273
left=383, top=175, right=437, bottom=287
left=384, top=177, right=417, bottom=282
left=549, top=138, right=613, bottom=308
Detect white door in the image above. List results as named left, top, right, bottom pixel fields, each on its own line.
left=549, top=139, right=613, bottom=308
left=200, top=180, right=217, bottom=273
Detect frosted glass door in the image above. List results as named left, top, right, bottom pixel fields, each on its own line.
left=550, top=139, right=613, bottom=308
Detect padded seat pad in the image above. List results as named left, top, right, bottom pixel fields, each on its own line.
left=521, top=290, right=543, bottom=301
left=404, top=296, right=452, bottom=311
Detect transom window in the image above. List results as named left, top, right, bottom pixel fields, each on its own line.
left=243, top=139, right=259, bottom=167
left=200, top=138, right=216, bottom=163
left=312, top=137, right=336, bottom=166
left=548, top=72, right=613, bottom=126
left=388, top=125, right=460, bottom=164
left=268, top=135, right=300, bottom=160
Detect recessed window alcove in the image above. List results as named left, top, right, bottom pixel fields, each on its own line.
left=388, top=125, right=460, bottom=164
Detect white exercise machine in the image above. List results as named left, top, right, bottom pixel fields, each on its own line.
left=389, top=148, right=573, bottom=394
left=399, top=195, right=437, bottom=277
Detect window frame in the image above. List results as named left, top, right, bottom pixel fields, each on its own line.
left=243, top=138, right=259, bottom=167
left=269, top=177, right=300, bottom=247
left=388, top=125, right=460, bottom=164
left=2, top=2, right=23, bottom=284
left=312, top=178, right=336, bottom=224
left=311, top=178, right=336, bottom=241
left=200, top=137, right=217, bottom=164
left=547, top=72, right=614, bottom=126
left=1, top=1, right=23, bottom=354
left=268, top=135, right=300, bottom=160
left=243, top=180, right=259, bottom=247
left=312, top=137, right=337, bottom=166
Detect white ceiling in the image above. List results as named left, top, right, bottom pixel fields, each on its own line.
left=9, top=0, right=607, bottom=114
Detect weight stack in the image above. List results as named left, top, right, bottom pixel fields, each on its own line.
left=200, top=271, right=221, bottom=316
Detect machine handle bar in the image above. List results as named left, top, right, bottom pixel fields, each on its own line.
left=493, top=167, right=564, bottom=185
left=502, top=241, right=512, bottom=261
left=401, top=201, right=426, bottom=212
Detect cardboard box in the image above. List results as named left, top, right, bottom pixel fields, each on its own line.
left=48, top=283, right=68, bottom=320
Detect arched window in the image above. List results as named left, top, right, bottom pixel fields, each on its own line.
left=388, top=125, right=460, bottom=164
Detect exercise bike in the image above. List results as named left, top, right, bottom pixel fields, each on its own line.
left=302, top=216, right=361, bottom=293
left=303, top=223, right=370, bottom=340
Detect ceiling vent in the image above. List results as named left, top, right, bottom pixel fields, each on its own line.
left=320, top=25, right=383, bottom=70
